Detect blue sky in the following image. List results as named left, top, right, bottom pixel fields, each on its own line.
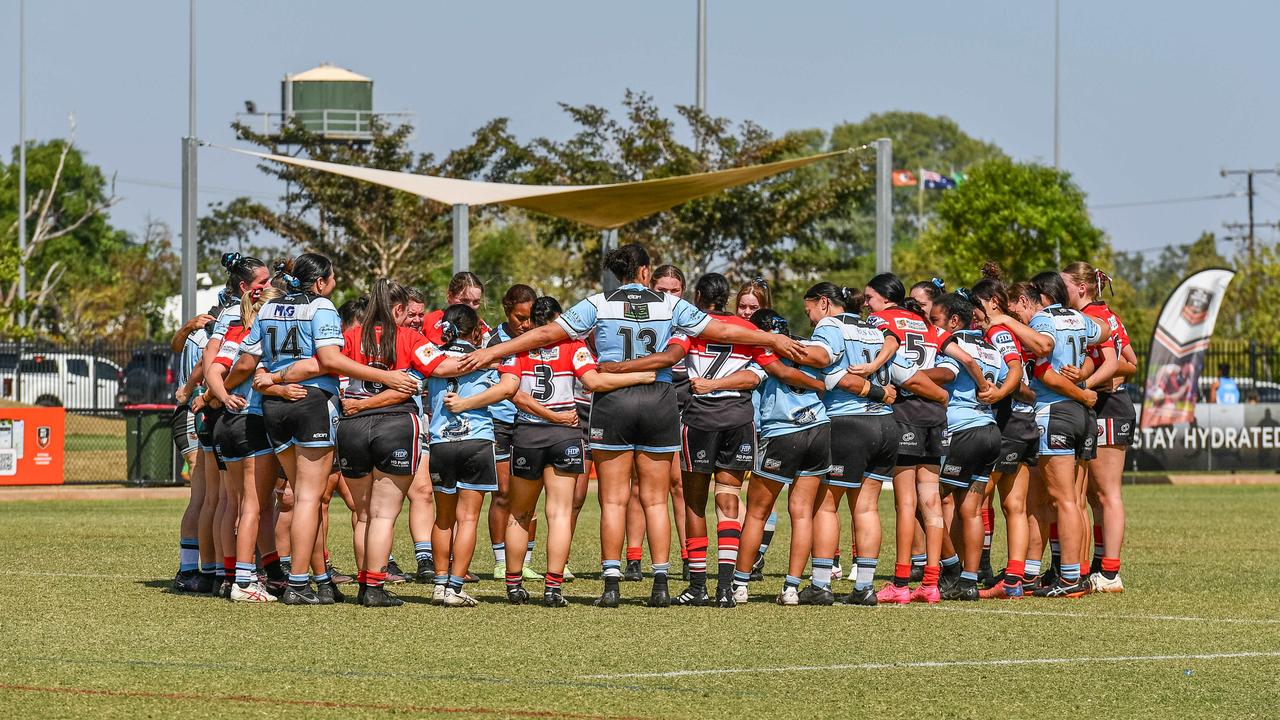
left=4, top=0, right=1279, bottom=260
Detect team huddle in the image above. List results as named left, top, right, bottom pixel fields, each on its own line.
left=166, top=241, right=1134, bottom=609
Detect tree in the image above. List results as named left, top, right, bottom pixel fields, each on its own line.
left=918, top=158, right=1105, bottom=284
left=0, top=130, right=124, bottom=335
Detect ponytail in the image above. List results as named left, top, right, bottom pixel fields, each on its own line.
left=531, top=296, right=563, bottom=327
left=361, top=278, right=409, bottom=365
left=803, top=281, right=862, bottom=313
left=221, top=252, right=266, bottom=297
left=693, top=273, right=732, bottom=313
left=440, top=304, right=479, bottom=345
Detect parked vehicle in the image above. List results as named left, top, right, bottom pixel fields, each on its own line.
left=0, top=352, right=122, bottom=410
left=117, top=348, right=180, bottom=406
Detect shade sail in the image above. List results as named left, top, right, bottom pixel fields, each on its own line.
left=210, top=144, right=853, bottom=229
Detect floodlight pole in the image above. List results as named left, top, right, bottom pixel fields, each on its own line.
left=696, top=0, right=707, bottom=112
left=180, top=0, right=198, bottom=323
left=17, top=0, right=27, bottom=327
left=452, top=204, right=470, bottom=273
left=601, top=229, right=619, bottom=292
left=875, top=138, right=893, bottom=274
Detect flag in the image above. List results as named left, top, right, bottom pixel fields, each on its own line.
left=922, top=170, right=956, bottom=190
left=950, top=172, right=967, bottom=184
left=891, top=170, right=917, bottom=187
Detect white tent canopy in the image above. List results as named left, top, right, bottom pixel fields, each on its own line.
left=209, top=143, right=856, bottom=230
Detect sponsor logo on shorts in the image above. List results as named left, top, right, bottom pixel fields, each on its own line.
left=696, top=450, right=708, bottom=461
left=829, top=464, right=844, bottom=477
left=738, top=443, right=752, bottom=454
left=1050, top=434, right=1068, bottom=447
left=1119, top=423, right=1131, bottom=433
left=1005, top=452, right=1019, bottom=462
left=590, top=428, right=605, bottom=440
left=763, top=458, right=782, bottom=471
left=943, top=464, right=962, bottom=475
left=312, top=432, right=328, bottom=439
left=393, top=449, right=408, bottom=460
left=339, top=458, right=349, bottom=467
left=902, top=432, right=916, bottom=443
left=565, top=445, right=581, bottom=457
left=515, top=456, right=528, bottom=467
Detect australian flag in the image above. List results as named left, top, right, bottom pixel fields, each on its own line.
left=922, top=170, right=956, bottom=190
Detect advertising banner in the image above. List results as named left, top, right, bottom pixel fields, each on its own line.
left=0, top=407, right=65, bottom=485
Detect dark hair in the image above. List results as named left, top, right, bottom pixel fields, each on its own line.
left=360, top=278, right=408, bottom=364
left=220, top=252, right=266, bottom=296
left=439, top=304, right=480, bottom=345
left=934, top=293, right=974, bottom=329
left=866, top=272, right=906, bottom=305
left=1030, top=270, right=1069, bottom=307
left=911, top=278, right=947, bottom=302
left=1009, top=281, right=1039, bottom=304
left=405, top=287, right=426, bottom=306
left=803, top=281, right=861, bottom=312
left=902, top=298, right=932, bottom=323
left=970, top=263, right=1010, bottom=315
left=276, top=252, right=333, bottom=293
left=447, top=271, right=484, bottom=301
left=531, top=296, right=563, bottom=327
left=1219, top=363, right=1231, bottom=377
left=693, top=273, right=731, bottom=312
left=501, top=284, right=538, bottom=315
left=604, top=243, right=650, bottom=283
left=337, top=295, right=369, bottom=330
left=750, top=308, right=790, bottom=335
left=651, top=264, right=686, bottom=291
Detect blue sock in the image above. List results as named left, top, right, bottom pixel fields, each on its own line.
left=314, top=571, right=331, bottom=584
left=941, top=554, right=960, bottom=569
left=280, top=555, right=291, bottom=565
left=1026, top=559, right=1043, bottom=577
left=652, top=562, right=670, bottom=577
left=234, top=562, right=255, bottom=587
left=854, top=557, right=877, bottom=590
left=433, top=574, right=447, bottom=588
left=447, top=575, right=465, bottom=592
left=784, top=574, right=801, bottom=590
left=1060, top=563, right=1081, bottom=582
left=960, top=570, right=979, bottom=583
left=602, top=560, right=622, bottom=579
left=733, top=570, right=751, bottom=588
left=198, top=561, right=216, bottom=575
left=492, top=543, right=506, bottom=564
left=414, top=541, right=432, bottom=561
left=811, top=557, right=834, bottom=589
left=179, top=538, right=199, bottom=572
left=287, top=573, right=309, bottom=588
left=911, top=553, right=926, bottom=568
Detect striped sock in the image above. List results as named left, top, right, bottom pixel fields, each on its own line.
left=524, top=541, right=535, bottom=566
left=1060, top=563, right=1081, bottom=583
left=544, top=571, right=564, bottom=591
left=760, top=510, right=778, bottom=556
left=314, top=571, right=331, bottom=585
left=651, top=562, right=670, bottom=577
left=854, top=557, right=877, bottom=591
left=1006, top=559, right=1026, bottom=584
left=686, top=536, right=709, bottom=590
left=602, top=560, right=622, bottom=579
left=234, top=561, right=255, bottom=587
left=433, top=574, right=448, bottom=590
left=492, top=542, right=506, bottom=565
left=357, top=569, right=368, bottom=585
left=447, top=575, right=465, bottom=592
left=506, top=571, right=522, bottom=589
left=941, top=554, right=960, bottom=570
left=280, top=555, right=291, bottom=566
left=783, top=575, right=801, bottom=590
left=982, top=506, right=994, bottom=552
left=222, top=556, right=235, bottom=581
left=1093, top=525, right=1105, bottom=566
left=811, top=557, right=834, bottom=590
left=415, top=541, right=433, bottom=562
left=911, top=553, right=927, bottom=569
left=716, top=520, right=741, bottom=585
left=960, top=570, right=979, bottom=584
left=199, top=561, right=217, bottom=576
left=179, top=538, right=199, bottom=571
left=1049, top=523, right=1061, bottom=569
left=733, top=569, right=751, bottom=590
left=261, top=551, right=283, bottom=581
left=287, top=573, right=309, bottom=589
left=367, top=570, right=387, bottom=588
left=1025, top=558, right=1042, bottom=579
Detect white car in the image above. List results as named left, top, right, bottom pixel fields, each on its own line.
left=0, top=352, right=122, bottom=410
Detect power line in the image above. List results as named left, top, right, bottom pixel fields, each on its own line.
left=1088, top=192, right=1242, bottom=210
left=115, top=175, right=277, bottom=201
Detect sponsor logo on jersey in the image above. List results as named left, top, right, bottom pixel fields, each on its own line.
left=533, top=346, right=562, bottom=361
left=623, top=302, right=650, bottom=321
left=271, top=305, right=296, bottom=318
left=763, top=458, right=782, bottom=471
left=902, top=431, right=916, bottom=443
left=895, top=317, right=926, bottom=331
left=793, top=408, right=818, bottom=425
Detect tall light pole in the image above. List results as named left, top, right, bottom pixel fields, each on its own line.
left=696, top=0, right=706, bottom=111
left=17, top=0, right=27, bottom=327
left=180, top=0, right=198, bottom=322
left=1053, top=0, right=1060, bottom=170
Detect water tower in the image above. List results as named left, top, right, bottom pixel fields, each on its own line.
left=237, top=63, right=414, bottom=142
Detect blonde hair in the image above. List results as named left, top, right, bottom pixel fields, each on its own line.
left=241, top=286, right=285, bottom=327
left=1062, top=260, right=1112, bottom=299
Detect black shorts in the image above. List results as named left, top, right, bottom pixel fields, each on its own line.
left=262, top=387, right=338, bottom=452
left=940, top=424, right=1003, bottom=490
left=576, top=402, right=592, bottom=460
left=755, top=425, right=831, bottom=484
left=429, top=439, right=498, bottom=494
left=588, top=383, right=680, bottom=453
left=171, top=405, right=199, bottom=456
left=681, top=422, right=756, bottom=474
left=213, top=412, right=272, bottom=463
left=826, top=414, right=899, bottom=489
left=493, top=420, right=515, bottom=462
left=897, top=422, right=945, bottom=465
left=993, top=412, right=1039, bottom=475
left=337, top=411, right=423, bottom=478
left=512, top=435, right=586, bottom=479
left=195, top=407, right=226, bottom=470
left=1094, top=390, right=1136, bottom=448
left=1035, top=401, right=1091, bottom=459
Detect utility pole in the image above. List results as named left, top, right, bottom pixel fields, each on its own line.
left=1220, top=167, right=1278, bottom=263
left=696, top=0, right=707, bottom=112
left=875, top=138, right=893, bottom=274
left=180, top=0, right=198, bottom=323
left=1053, top=0, right=1061, bottom=170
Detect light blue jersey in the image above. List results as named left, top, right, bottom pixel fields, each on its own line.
left=242, top=293, right=344, bottom=395
left=748, top=351, right=829, bottom=439
left=557, top=283, right=711, bottom=384
left=178, top=327, right=209, bottom=406
left=937, top=330, right=1008, bottom=431
left=810, top=313, right=915, bottom=417
left=486, top=323, right=518, bottom=424
left=423, top=341, right=500, bottom=444
left=1028, top=305, right=1101, bottom=406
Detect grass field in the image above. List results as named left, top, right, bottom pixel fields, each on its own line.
left=1, top=485, right=1277, bottom=718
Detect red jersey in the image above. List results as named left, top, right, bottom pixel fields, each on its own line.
left=868, top=306, right=953, bottom=370
left=422, top=309, right=492, bottom=346
left=984, top=324, right=1024, bottom=367
left=1081, top=301, right=1130, bottom=365
left=340, top=325, right=430, bottom=408
left=498, top=339, right=597, bottom=425
left=669, top=314, right=776, bottom=430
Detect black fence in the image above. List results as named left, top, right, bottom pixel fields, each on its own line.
left=1132, top=340, right=1280, bottom=403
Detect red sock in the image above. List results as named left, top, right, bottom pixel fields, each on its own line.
left=1006, top=560, right=1026, bottom=583
left=366, top=570, right=387, bottom=588
left=262, top=551, right=280, bottom=566
left=686, top=536, right=709, bottom=574
left=222, top=556, right=235, bottom=577
left=923, top=565, right=940, bottom=588
left=357, top=569, right=368, bottom=584
left=626, top=546, right=643, bottom=562
left=680, top=545, right=689, bottom=560
left=1049, top=523, right=1059, bottom=542
left=894, top=563, right=911, bottom=580
left=1101, top=557, right=1121, bottom=573
left=982, top=506, right=994, bottom=534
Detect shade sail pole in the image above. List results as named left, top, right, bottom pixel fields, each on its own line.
left=452, top=203, right=469, bottom=273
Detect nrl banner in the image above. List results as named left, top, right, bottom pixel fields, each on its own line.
left=1140, top=268, right=1236, bottom=428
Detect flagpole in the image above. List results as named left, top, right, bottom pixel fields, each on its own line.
left=917, top=167, right=925, bottom=220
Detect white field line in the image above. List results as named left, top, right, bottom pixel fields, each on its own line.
left=927, top=605, right=1280, bottom=626
left=581, top=650, right=1280, bottom=679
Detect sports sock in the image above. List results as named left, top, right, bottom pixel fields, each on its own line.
left=854, top=557, right=877, bottom=591
left=1059, top=563, right=1081, bottom=583
left=602, top=559, right=622, bottom=588
left=911, top=552, right=927, bottom=570
left=414, top=541, right=433, bottom=562
left=221, top=556, right=235, bottom=582
left=941, top=554, right=960, bottom=570
left=652, top=562, right=670, bottom=577
left=199, top=561, right=217, bottom=576
left=492, top=542, right=506, bottom=565
left=234, top=561, right=255, bottom=588
left=759, top=511, right=778, bottom=555
left=1025, top=558, right=1042, bottom=579
left=981, top=506, right=994, bottom=568
left=893, top=563, right=911, bottom=588
left=1101, top=557, right=1121, bottom=580
left=783, top=574, right=801, bottom=590
left=686, top=536, right=709, bottom=590
left=626, top=546, right=643, bottom=562
left=525, top=540, right=535, bottom=566
left=716, top=520, right=741, bottom=586
left=1092, top=525, right=1105, bottom=573
left=922, top=565, right=940, bottom=588
left=960, top=570, right=978, bottom=585
left=280, top=555, right=291, bottom=566
left=367, top=570, right=387, bottom=588
left=506, top=571, right=522, bottom=590
left=314, top=571, right=331, bottom=585
left=545, top=571, right=564, bottom=591
left=433, top=574, right=448, bottom=590
left=733, top=569, right=751, bottom=590
left=680, top=545, right=689, bottom=561
left=1005, top=559, right=1026, bottom=584
left=447, top=575, right=464, bottom=592
left=357, top=569, right=368, bottom=585
left=811, top=557, right=834, bottom=590
left=179, top=538, right=199, bottom=572
left=287, top=573, right=309, bottom=589
left=261, top=551, right=284, bottom=581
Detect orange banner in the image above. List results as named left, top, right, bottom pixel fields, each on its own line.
left=0, top=407, right=65, bottom=485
